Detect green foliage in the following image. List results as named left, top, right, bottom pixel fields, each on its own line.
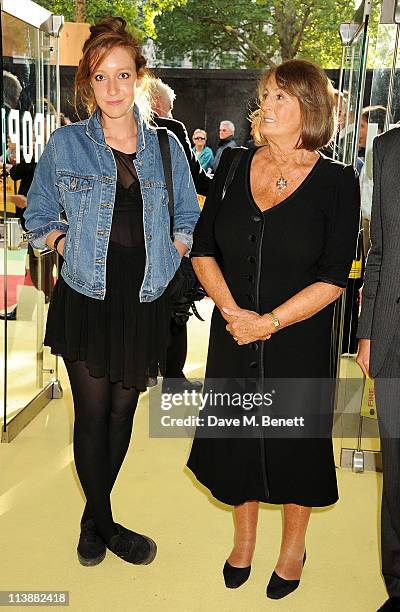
left=153, top=0, right=356, bottom=68
left=35, top=0, right=180, bottom=40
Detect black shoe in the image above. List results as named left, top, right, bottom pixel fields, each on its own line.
left=266, top=551, right=306, bottom=600
left=107, top=523, right=157, bottom=565
left=223, top=561, right=251, bottom=588
left=162, top=378, right=203, bottom=394
left=77, top=519, right=106, bottom=567
left=378, top=598, right=400, bottom=611
left=0, top=306, right=17, bottom=320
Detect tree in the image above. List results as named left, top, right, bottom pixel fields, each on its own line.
left=153, top=0, right=355, bottom=68
left=35, top=0, right=181, bottom=40
left=74, top=0, right=86, bottom=22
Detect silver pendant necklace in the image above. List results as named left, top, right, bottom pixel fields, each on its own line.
left=267, top=146, right=296, bottom=193
left=266, top=146, right=289, bottom=192
left=276, top=175, right=288, bottom=192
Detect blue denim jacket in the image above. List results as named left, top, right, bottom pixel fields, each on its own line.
left=24, top=105, right=200, bottom=301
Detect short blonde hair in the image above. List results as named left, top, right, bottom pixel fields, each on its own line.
left=250, top=59, right=336, bottom=151
left=193, top=128, right=207, bottom=139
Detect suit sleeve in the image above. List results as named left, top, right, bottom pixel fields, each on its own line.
left=190, top=148, right=235, bottom=258
left=357, top=137, right=384, bottom=339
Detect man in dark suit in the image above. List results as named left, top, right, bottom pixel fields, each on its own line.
left=151, top=78, right=211, bottom=392
left=357, top=127, right=400, bottom=611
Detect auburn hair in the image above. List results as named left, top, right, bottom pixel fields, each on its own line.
left=250, top=59, right=336, bottom=151
left=74, top=17, right=147, bottom=116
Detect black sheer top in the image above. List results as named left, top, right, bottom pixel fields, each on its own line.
left=109, top=148, right=145, bottom=249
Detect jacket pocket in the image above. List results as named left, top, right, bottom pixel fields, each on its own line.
left=56, top=173, right=94, bottom=217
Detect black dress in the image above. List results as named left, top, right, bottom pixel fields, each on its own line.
left=44, top=148, right=171, bottom=391
left=187, top=147, right=360, bottom=507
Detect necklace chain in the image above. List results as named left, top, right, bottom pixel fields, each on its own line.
left=266, top=146, right=303, bottom=194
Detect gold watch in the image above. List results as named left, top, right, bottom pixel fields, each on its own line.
left=268, top=310, right=281, bottom=330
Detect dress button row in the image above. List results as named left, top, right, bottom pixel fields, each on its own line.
left=247, top=255, right=256, bottom=264
left=248, top=234, right=256, bottom=242
left=251, top=215, right=261, bottom=222
left=250, top=361, right=258, bottom=368
left=250, top=343, right=259, bottom=351
left=247, top=294, right=255, bottom=304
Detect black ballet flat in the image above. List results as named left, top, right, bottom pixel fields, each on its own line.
left=266, top=551, right=306, bottom=600
left=223, top=561, right=251, bottom=588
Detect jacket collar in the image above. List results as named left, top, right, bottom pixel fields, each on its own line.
left=85, top=103, right=146, bottom=153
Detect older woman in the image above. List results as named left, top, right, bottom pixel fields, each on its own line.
left=187, top=59, right=360, bottom=599
left=192, top=128, right=214, bottom=172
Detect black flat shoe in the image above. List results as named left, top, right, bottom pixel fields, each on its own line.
left=266, top=551, right=306, bottom=600
left=378, top=598, right=400, bottom=611
left=223, top=561, right=251, bottom=588
left=107, top=523, right=157, bottom=565
left=77, top=519, right=106, bottom=567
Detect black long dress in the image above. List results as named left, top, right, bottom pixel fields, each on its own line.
left=44, top=148, right=171, bottom=391
left=187, top=147, right=360, bottom=507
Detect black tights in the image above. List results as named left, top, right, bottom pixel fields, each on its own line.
left=65, top=359, right=140, bottom=543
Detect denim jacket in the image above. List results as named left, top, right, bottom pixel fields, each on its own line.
left=24, top=105, right=200, bottom=302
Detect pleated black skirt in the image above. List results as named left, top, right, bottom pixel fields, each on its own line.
left=45, top=242, right=171, bottom=391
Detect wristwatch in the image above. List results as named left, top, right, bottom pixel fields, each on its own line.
left=268, top=310, right=281, bottom=330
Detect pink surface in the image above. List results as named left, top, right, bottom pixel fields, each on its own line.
left=0, top=274, right=28, bottom=309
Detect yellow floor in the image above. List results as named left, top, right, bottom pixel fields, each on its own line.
left=0, top=299, right=388, bottom=611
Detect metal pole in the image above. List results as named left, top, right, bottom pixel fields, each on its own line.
left=0, top=5, right=7, bottom=434
left=384, top=24, right=400, bottom=132
left=333, top=47, right=347, bottom=161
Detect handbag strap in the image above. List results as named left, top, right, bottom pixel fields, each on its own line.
left=221, top=147, right=246, bottom=200
left=156, top=128, right=174, bottom=238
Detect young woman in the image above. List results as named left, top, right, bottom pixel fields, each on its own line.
left=24, top=17, right=199, bottom=567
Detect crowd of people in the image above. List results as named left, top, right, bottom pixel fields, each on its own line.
left=4, top=12, right=400, bottom=612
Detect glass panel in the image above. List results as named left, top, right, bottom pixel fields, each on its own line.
left=0, top=10, right=58, bottom=429
left=334, top=5, right=387, bottom=466
left=334, top=30, right=367, bottom=165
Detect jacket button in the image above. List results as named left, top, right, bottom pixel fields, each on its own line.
left=247, top=294, right=255, bottom=304
left=70, top=178, right=77, bottom=189
left=248, top=234, right=256, bottom=242
left=250, top=361, right=258, bottom=368
left=250, top=343, right=259, bottom=351
left=251, top=215, right=261, bottom=222
left=247, top=255, right=256, bottom=264
left=246, top=274, right=254, bottom=283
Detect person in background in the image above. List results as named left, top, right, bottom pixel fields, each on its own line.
left=192, top=128, right=214, bottom=172
left=359, top=106, right=387, bottom=257
left=150, top=77, right=175, bottom=118
left=149, top=77, right=209, bottom=394
left=212, top=120, right=237, bottom=171
left=24, top=17, right=199, bottom=569
left=357, top=123, right=400, bottom=612
left=358, top=105, right=386, bottom=161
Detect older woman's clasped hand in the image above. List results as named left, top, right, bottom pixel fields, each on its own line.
left=222, top=306, right=273, bottom=344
